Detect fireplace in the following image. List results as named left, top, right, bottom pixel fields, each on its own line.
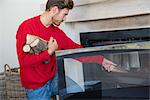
left=56, top=27, right=150, bottom=100
left=80, top=28, right=150, bottom=47
left=56, top=1, right=150, bottom=99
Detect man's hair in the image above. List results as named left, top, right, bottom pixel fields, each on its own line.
left=45, top=0, right=74, bottom=11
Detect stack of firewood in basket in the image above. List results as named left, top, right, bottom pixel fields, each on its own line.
left=4, top=64, right=27, bottom=100
left=0, top=72, right=6, bottom=100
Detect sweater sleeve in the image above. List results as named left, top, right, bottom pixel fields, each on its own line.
left=59, top=30, right=104, bottom=64
left=74, top=55, right=104, bottom=65
left=16, top=24, right=52, bottom=67
left=61, top=31, right=83, bottom=49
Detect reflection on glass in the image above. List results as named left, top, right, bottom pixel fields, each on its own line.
left=57, top=50, right=150, bottom=99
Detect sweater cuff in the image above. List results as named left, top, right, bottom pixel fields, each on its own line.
left=99, top=55, right=104, bottom=64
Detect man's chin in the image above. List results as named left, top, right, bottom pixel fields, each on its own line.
left=53, top=23, right=60, bottom=26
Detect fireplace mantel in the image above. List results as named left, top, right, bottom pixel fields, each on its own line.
left=74, top=0, right=108, bottom=6
left=66, top=0, right=150, bottom=22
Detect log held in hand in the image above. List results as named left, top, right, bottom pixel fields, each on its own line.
left=23, top=34, right=48, bottom=54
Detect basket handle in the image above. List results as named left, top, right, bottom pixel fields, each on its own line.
left=4, top=64, right=11, bottom=74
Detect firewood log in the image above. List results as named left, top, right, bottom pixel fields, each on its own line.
left=31, top=38, right=48, bottom=54
left=23, top=34, right=48, bottom=54
left=23, top=44, right=32, bottom=52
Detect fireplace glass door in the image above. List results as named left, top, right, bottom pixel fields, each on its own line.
left=56, top=49, right=150, bottom=100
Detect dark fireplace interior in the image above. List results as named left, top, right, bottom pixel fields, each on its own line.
left=80, top=28, right=150, bottom=47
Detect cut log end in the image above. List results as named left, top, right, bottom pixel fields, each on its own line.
left=23, top=44, right=31, bottom=52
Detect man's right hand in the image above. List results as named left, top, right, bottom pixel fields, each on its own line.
left=48, top=37, right=58, bottom=55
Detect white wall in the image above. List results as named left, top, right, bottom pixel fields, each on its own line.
left=0, top=0, right=5, bottom=73
left=0, top=0, right=47, bottom=72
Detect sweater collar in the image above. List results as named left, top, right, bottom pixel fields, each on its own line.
left=36, top=15, right=54, bottom=30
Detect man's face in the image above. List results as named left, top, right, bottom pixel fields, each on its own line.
left=52, top=8, right=69, bottom=26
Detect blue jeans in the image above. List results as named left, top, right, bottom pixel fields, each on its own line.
left=25, top=73, right=83, bottom=100
left=25, top=74, right=58, bottom=100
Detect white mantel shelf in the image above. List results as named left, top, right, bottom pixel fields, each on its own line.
left=66, top=0, right=150, bottom=22
left=74, top=0, right=108, bottom=6
left=56, top=41, right=150, bottom=56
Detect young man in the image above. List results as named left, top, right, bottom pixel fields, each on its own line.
left=16, top=0, right=117, bottom=99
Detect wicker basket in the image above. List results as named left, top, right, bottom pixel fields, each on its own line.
left=4, top=64, right=27, bottom=99
left=0, top=72, right=6, bottom=100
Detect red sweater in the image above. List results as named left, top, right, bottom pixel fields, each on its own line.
left=16, top=15, right=104, bottom=89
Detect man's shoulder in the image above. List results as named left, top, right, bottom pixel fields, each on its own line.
left=16, top=16, right=39, bottom=37
left=19, top=16, right=39, bottom=29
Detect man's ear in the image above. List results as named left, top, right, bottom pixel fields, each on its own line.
left=51, top=6, right=59, bottom=15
